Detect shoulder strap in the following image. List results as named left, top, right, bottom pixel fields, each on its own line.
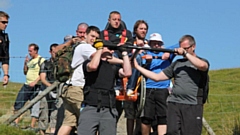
left=120, top=29, right=127, bottom=43
left=38, top=57, right=43, bottom=67
left=104, top=30, right=109, bottom=41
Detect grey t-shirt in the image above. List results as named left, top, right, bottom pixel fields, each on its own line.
left=163, top=57, right=209, bottom=105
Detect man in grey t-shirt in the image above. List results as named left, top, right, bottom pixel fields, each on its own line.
left=133, top=35, right=209, bottom=135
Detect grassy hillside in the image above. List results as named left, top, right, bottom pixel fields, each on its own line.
left=0, top=82, right=22, bottom=116
left=203, top=68, right=240, bottom=135
left=1, top=68, right=240, bottom=134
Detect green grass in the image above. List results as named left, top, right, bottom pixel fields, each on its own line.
left=0, top=124, right=35, bottom=135
left=0, top=82, right=22, bottom=116
left=1, top=68, right=240, bottom=134
left=202, top=68, right=240, bottom=135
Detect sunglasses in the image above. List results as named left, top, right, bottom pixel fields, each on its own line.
left=0, top=21, right=8, bottom=24
left=183, top=45, right=192, bottom=50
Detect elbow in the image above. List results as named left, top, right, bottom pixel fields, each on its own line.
left=125, top=72, right=132, bottom=78
left=88, top=64, right=98, bottom=71
left=153, top=78, right=160, bottom=82
left=199, top=63, right=209, bottom=71
left=124, top=69, right=132, bottom=77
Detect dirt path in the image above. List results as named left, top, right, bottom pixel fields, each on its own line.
left=117, top=111, right=127, bottom=135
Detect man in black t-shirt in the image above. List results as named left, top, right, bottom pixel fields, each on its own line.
left=100, top=11, right=134, bottom=122
left=39, top=43, right=58, bottom=134
left=0, top=11, right=10, bottom=86
left=77, top=40, right=132, bottom=135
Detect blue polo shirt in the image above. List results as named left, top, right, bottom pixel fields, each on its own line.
left=141, top=44, right=178, bottom=89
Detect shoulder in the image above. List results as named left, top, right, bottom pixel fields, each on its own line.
left=38, top=56, right=45, bottom=62
left=79, top=43, right=95, bottom=52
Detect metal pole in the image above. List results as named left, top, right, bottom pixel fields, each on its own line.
left=103, top=44, right=176, bottom=53
left=4, top=81, right=59, bottom=125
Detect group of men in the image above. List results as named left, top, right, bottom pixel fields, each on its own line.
left=1, top=10, right=209, bottom=135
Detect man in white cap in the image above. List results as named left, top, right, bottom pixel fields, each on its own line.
left=139, top=33, right=177, bottom=135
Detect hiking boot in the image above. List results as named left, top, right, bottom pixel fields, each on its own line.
left=23, top=126, right=40, bottom=133
left=10, top=122, right=19, bottom=128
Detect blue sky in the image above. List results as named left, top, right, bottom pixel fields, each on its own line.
left=0, top=0, right=240, bottom=83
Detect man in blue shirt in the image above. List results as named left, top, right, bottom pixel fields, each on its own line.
left=140, top=33, right=177, bottom=135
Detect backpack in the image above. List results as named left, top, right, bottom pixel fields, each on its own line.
left=29, top=56, right=42, bottom=67
left=200, top=72, right=210, bottom=104
left=53, top=44, right=79, bottom=82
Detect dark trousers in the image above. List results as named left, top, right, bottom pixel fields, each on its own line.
left=77, top=105, right=118, bottom=135
left=166, top=102, right=203, bottom=135
left=14, top=84, right=40, bottom=110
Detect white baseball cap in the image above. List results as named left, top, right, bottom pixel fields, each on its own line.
left=149, top=33, right=164, bottom=43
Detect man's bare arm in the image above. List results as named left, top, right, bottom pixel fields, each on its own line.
left=40, top=72, right=51, bottom=87
left=2, top=64, right=9, bottom=85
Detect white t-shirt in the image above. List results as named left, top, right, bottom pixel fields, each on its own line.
left=70, top=43, right=96, bottom=86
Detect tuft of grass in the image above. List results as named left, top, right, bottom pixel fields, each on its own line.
left=0, top=124, right=35, bottom=135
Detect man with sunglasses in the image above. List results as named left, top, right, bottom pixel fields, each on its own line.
left=0, top=11, right=10, bottom=86
left=133, top=35, right=209, bottom=135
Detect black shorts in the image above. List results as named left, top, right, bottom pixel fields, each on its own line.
left=124, top=100, right=137, bottom=119
left=141, top=88, right=169, bottom=121
left=167, top=102, right=203, bottom=135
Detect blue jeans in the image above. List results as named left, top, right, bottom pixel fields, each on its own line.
left=14, top=84, right=40, bottom=110
left=113, top=52, right=142, bottom=90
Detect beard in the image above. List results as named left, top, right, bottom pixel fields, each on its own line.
left=136, top=32, right=146, bottom=40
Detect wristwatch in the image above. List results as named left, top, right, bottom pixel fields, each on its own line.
left=183, top=51, right=188, bottom=57
left=4, top=74, right=10, bottom=78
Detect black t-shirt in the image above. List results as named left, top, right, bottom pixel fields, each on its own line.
left=39, top=59, right=55, bottom=83
left=82, top=60, right=120, bottom=107
left=0, top=31, right=9, bottom=65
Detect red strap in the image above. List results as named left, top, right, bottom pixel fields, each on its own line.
left=104, top=30, right=109, bottom=41
left=120, top=29, right=127, bottom=43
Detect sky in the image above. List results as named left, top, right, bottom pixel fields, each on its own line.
left=0, top=0, right=240, bottom=83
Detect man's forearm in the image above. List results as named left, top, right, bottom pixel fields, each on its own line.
left=33, top=76, right=41, bottom=85
left=87, top=49, right=102, bottom=71
left=40, top=73, right=51, bottom=87
left=185, top=53, right=208, bottom=71
left=55, top=39, right=73, bottom=52
left=2, top=64, right=9, bottom=75
left=23, top=63, right=28, bottom=75
left=108, top=57, right=123, bottom=65
left=122, top=52, right=132, bottom=77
